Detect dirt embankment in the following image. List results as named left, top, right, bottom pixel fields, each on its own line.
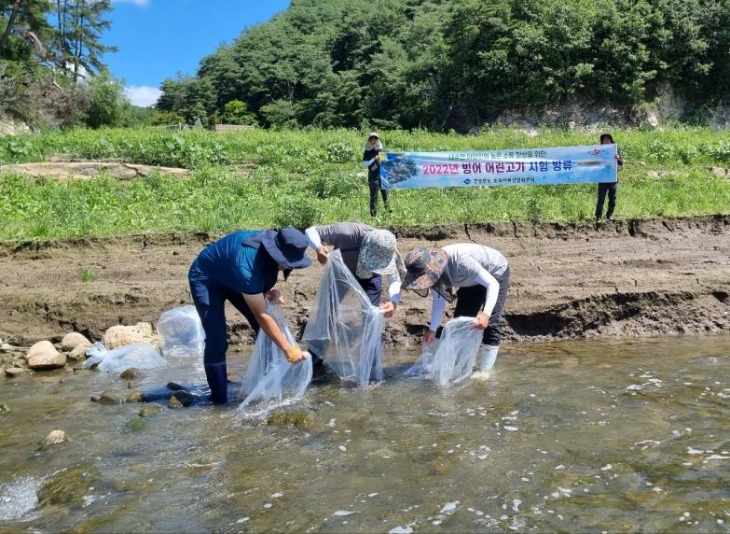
left=0, top=216, right=728, bottom=349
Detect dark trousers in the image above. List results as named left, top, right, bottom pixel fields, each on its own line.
left=368, top=176, right=389, bottom=216
left=452, top=267, right=510, bottom=346
left=188, top=263, right=259, bottom=366
left=595, top=182, right=618, bottom=220
left=357, top=274, right=382, bottom=306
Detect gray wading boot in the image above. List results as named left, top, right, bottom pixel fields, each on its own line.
left=204, top=362, right=229, bottom=404
left=471, top=345, right=499, bottom=381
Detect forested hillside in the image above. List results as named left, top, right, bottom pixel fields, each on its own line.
left=158, top=0, right=730, bottom=131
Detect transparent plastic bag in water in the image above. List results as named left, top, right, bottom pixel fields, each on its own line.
left=404, top=317, right=482, bottom=387
left=239, top=304, right=313, bottom=409
left=303, top=249, right=385, bottom=386
left=82, top=342, right=166, bottom=372
left=156, top=305, right=205, bottom=358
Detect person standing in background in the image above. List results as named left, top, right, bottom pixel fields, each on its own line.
left=595, top=133, right=624, bottom=222
left=363, top=133, right=390, bottom=217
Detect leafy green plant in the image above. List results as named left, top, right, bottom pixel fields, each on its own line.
left=77, top=267, right=97, bottom=283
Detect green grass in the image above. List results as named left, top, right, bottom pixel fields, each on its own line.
left=1, top=126, right=729, bottom=241
left=76, top=267, right=97, bottom=283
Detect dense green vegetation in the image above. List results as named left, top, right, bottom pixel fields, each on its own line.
left=1, top=127, right=729, bottom=241
left=158, top=0, right=730, bottom=131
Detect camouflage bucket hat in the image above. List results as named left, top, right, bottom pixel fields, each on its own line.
left=355, top=230, right=405, bottom=280
left=402, top=247, right=451, bottom=300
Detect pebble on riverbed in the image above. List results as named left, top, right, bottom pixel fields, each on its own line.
left=42, top=430, right=69, bottom=447
left=119, top=368, right=141, bottom=380
left=91, top=391, right=126, bottom=404
left=5, top=366, right=32, bottom=378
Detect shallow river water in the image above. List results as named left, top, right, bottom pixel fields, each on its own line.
left=1, top=335, right=730, bottom=533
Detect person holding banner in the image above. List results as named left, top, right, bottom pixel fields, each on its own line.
left=188, top=227, right=313, bottom=404
left=402, top=244, right=510, bottom=380
left=363, top=133, right=390, bottom=217
left=595, top=133, right=623, bottom=222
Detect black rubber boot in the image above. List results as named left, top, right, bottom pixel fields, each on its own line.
left=204, top=362, right=229, bottom=404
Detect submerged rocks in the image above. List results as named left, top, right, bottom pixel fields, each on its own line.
left=38, top=464, right=101, bottom=507
left=5, top=367, right=32, bottom=378
left=43, top=430, right=69, bottom=447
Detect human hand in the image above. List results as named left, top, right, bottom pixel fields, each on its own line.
left=266, top=288, right=284, bottom=304
left=380, top=301, right=397, bottom=318
left=423, top=330, right=437, bottom=345
left=286, top=346, right=310, bottom=364
left=473, top=312, right=490, bottom=330
left=316, top=245, right=330, bottom=265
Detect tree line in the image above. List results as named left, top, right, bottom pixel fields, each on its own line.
left=157, top=0, right=730, bottom=131
left=4, top=0, right=730, bottom=132
left=0, top=0, right=153, bottom=128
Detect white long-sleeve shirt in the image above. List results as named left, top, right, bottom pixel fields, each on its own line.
left=428, top=244, right=508, bottom=331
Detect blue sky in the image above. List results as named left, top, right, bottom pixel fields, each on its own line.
left=105, top=0, right=290, bottom=107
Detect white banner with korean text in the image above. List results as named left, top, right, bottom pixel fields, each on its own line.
left=380, top=144, right=618, bottom=189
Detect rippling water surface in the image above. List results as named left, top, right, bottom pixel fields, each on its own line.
left=1, top=335, right=730, bottom=533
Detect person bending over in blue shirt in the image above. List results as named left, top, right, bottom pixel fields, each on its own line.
left=188, top=227, right=313, bottom=404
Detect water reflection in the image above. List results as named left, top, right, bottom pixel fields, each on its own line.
left=1, top=335, right=729, bottom=532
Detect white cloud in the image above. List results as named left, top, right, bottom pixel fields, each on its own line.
left=112, top=0, right=149, bottom=7
left=125, top=85, right=162, bottom=107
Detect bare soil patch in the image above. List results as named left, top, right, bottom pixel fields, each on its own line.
left=0, top=161, right=190, bottom=180
left=0, top=216, right=728, bottom=351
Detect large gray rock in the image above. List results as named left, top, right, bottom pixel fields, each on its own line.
left=27, top=341, right=67, bottom=370
left=61, top=332, right=91, bottom=351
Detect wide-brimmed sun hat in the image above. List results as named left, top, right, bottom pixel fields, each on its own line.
left=261, top=227, right=312, bottom=269
left=402, top=247, right=451, bottom=299
left=356, top=229, right=405, bottom=280
left=368, top=132, right=380, bottom=140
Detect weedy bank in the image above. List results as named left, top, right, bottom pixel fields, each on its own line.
left=1, top=127, right=729, bottom=241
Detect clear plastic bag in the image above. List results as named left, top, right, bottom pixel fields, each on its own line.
left=239, top=304, right=313, bottom=409
left=404, top=317, right=482, bottom=387
left=82, top=342, right=166, bottom=372
left=303, top=249, right=385, bottom=386
left=156, top=305, right=205, bottom=358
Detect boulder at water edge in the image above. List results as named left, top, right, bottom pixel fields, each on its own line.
left=27, top=341, right=67, bottom=370
left=102, top=322, right=158, bottom=349
left=68, top=343, right=91, bottom=361
left=61, top=332, right=91, bottom=351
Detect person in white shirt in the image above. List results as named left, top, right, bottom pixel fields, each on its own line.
left=402, top=244, right=510, bottom=379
